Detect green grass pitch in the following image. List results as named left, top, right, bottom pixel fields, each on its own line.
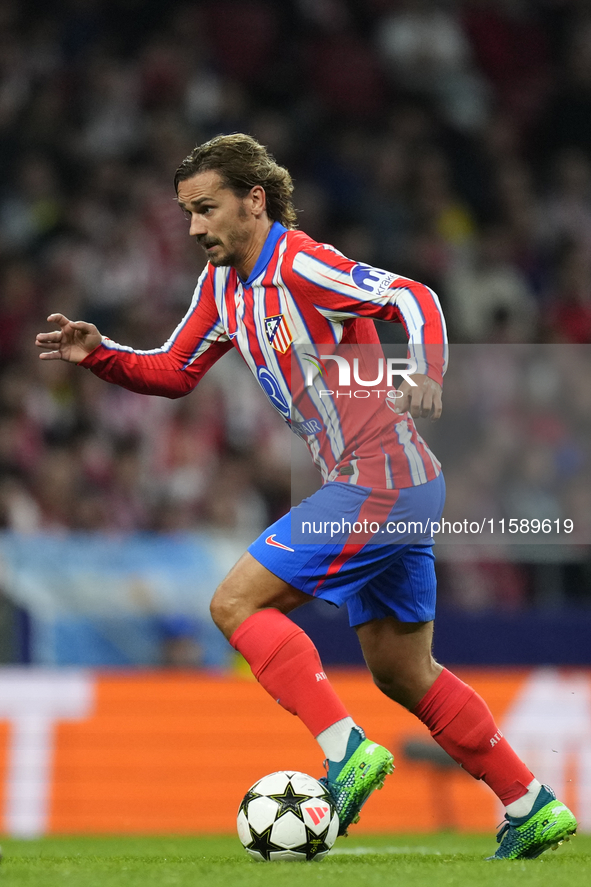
left=1, top=833, right=589, bottom=887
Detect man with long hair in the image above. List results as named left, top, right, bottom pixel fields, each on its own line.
left=36, top=134, right=576, bottom=858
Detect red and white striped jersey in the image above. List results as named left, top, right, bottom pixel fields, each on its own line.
left=82, top=223, right=448, bottom=489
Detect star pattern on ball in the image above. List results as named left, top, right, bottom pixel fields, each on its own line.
left=245, top=824, right=283, bottom=861
left=292, top=824, right=332, bottom=860
left=238, top=788, right=261, bottom=817
left=268, top=780, right=311, bottom=821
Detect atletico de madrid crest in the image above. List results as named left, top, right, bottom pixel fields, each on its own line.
left=265, top=314, right=292, bottom=353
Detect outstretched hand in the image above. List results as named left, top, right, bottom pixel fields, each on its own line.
left=35, top=314, right=102, bottom=364
left=393, top=374, right=442, bottom=420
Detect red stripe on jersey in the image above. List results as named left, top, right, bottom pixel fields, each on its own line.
left=82, top=224, right=447, bottom=491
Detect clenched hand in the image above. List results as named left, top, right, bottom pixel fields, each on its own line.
left=393, top=374, right=442, bottom=420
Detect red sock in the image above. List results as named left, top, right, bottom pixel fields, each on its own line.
left=230, top=609, right=350, bottom=737
left=412, top=668, right=534, bottom=805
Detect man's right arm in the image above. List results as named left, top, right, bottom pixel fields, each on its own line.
left=35, top=268, right=233, bottom=399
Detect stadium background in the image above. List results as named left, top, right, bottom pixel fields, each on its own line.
left=0, top=0, right=590, bottom=838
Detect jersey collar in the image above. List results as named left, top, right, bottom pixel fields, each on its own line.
left=241, top=221, right=287, bottom=286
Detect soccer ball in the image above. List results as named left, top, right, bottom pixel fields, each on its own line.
left=237, top=770, right=339, bottom=861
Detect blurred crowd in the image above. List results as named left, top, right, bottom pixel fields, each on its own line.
left=1, top=0, right=591, bottom=611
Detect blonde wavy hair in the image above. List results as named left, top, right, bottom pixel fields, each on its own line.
left=174, top=133, right=297, bottom=229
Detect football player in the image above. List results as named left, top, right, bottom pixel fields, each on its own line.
left=36, top=134, right=576, bottom=858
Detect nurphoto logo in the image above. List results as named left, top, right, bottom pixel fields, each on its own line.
left=303, top=354, right=418, bottom=392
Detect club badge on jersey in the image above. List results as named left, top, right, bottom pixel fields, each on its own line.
left=265, top=314, right=292, bottom=353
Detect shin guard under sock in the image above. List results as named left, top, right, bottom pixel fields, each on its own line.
left=412, top=668, right=534, bottom=805
left=230, top=609, right=350, bottom=738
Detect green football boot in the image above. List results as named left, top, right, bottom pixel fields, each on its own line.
left=489, top=785, right=577, bottom=860
left=320, top=726, right=394, bottom=835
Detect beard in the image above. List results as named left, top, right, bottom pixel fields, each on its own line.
left=204, top=243, right=231, bottom=267
left=200, top=205, right=251, bottom=268
left=201, top=235, right=244, bottom=268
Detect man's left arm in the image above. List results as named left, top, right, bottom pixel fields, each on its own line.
left=291, top=245, right=447, bottom=419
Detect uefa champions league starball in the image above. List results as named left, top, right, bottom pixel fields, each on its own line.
left=237, top=770, right=340, bottom=861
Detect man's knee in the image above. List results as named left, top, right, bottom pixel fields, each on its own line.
left=370, top=660, right=441, bottom=710
left=209, top=554, right=310, bottom=639
left=209, top=580, right=246, bottom=638
left=209, top=574, right=289, bottom=639
left=370, top=668, right=410, bottom=706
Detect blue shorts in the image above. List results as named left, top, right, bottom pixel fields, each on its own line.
left=248, top=473, right=445, bottom=627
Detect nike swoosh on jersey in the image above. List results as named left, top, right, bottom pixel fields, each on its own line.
left=265, top=534, right=295, bottom=552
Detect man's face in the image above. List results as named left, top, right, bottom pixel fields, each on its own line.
left=176, top=170, right=253, bottom=269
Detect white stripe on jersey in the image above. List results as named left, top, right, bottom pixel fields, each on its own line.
left=293, top=252, right=446, bottom=374
left=274, top=242, right=343, bottom=456
left=426, top=446, right=442, bottom=475
left=426, top=286, right=449, bottom=374
left=383, top=448, right=394, bottom=490
left=184, top=326, right=227, bottom=367
left=394, top=420, right=428, bottom=485
left=293, top=252, right=362, bottom=302
left=277, top=244, right=343, bottom=345
left=293, top=252, right=396, bottom=321
left=214, top=267, right=230, bottom=329
left=273, top=317, right=291, bottom=352
left=251, top=279, right=293, bottom=418
left=274, top=252, right=346, bottom=470
left=349, top=452, right=360, bottom=485
left=235, top=281, right=247, bottom=350
left=296, top=363, right=346, bottom=473
left=418, top=430, right=442, bottom=475
left=395, top=288, right=426, bottom=343
left=185, top=271, right=229, bottom=367
left=313, top=304, right=364, bottom=322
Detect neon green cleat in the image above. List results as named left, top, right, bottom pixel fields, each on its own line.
left=489, top=785, right=577, bottom=860
left=320, top=726, right=394, bottom=835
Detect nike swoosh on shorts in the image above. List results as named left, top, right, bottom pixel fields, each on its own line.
left=265, top=534, right=295, bottom=552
